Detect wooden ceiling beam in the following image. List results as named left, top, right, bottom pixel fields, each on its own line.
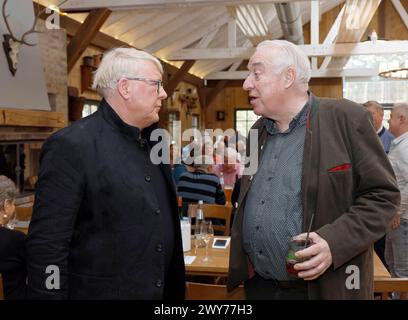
left=67, top=8, right=111, bottom=72
left=61, top=0, right=315, bottom=11
left=164, top=60, right=196, bottom=97
left=34, top=3, right=203, bottom=87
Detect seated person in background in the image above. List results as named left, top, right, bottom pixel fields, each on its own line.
left=213, top=147, right=244, bottom=187
left=178, top=155, right=226, bottom=206
left=0, top=175, right=26, bottom=300
left=170, top=142, right=187, bottom=185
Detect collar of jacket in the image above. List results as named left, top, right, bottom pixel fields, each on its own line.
left=99, top=98, right=159, bottom=143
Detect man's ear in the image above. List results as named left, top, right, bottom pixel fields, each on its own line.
left=4, top=199, right=13, bottom=209
left=284, top=67, right=296, bottom=88
left=117, top=78, right=130, bottom=99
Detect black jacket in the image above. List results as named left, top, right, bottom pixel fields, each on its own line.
left=26, top=99, right=185, bottom=299
left=0, top=227, right=27, bottom=299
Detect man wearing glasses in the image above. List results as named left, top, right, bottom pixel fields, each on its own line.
left=26, top=48, right=185, bottom=299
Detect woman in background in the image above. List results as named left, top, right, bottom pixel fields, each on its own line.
left=0, top=175, right=26, bottom=299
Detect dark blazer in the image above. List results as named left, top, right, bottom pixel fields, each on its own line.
left=0, top=227, right=27, bottom=299
left=26, top=99, right=185, bottom=299
left=228, top=94, right=400, bottom=299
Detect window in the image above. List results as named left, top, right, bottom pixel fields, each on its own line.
left=344, top=54, right=408, bottom=104
left=82, top=100, right=99, bottom=118
left=234, top=109, right=261, bottom=137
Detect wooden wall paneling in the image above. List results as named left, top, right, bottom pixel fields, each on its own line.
left=309, top=78, right=343, bottom=99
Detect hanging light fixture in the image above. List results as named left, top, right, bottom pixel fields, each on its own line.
left=378, top=61, right=408, bottom=79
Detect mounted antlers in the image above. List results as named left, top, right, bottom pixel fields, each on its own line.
left=1, top=0, right=69, bottom=75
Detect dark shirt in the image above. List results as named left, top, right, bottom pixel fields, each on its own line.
left=0, top=227, right=26, bottom=299
left=243, top=101, right=309, bottom=280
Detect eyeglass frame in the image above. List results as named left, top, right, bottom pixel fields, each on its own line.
left=125, top=77, right=163, bottom=93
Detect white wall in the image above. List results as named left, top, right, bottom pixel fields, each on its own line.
left=0, top=0, right=50, bottom=110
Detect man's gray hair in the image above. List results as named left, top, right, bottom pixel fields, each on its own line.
left=363, top=101, right=383, bottom=114
left=257, top=40, right=311, bottom=90
left=92, top=47, right=163, bottom=97
left=0, top=175, right=17, bottom=210
left=393, top=103, right=408, bottom=118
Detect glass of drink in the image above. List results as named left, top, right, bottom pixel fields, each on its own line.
left=286, top=238, right=312, bottom=277
left=201, top=220, right=214, bottom=262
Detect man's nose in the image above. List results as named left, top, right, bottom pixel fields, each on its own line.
left=159, top=87, right=168, bottom=99
left=243, top=77, right=253, bottom=91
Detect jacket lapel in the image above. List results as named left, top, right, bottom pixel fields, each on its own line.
left=301, top=94, right=320, bottom=232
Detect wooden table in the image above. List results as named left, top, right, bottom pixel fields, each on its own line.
left=184, top=238, right=391, bottom=280
left=184, top=237, right=230, bottom=277
left=373, top=252, right=390, bottom=279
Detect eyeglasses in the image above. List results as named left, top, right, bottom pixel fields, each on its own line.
left=125, top=77, right=163, bottom=93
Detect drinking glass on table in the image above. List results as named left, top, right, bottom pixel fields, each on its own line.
left=201, top=220, right=214, bottom=262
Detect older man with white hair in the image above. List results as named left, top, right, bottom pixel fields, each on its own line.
left=26, top=48, right=185, bottom=299
left=228, top=39, right=400, bottom=299
left=386, top=103, right=408, bottom=279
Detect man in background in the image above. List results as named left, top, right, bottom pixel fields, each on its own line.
left=364, top=101, right=394, bottom=153
left=363, top=100, right=395, bottom=269
left=386, top=103, right=408, bottom=279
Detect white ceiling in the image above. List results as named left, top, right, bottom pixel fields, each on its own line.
left=36, top=0, right=351, bottom=78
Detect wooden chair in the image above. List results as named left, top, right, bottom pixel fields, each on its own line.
left=374, top=277, right=408, bottom=300
left=15, top=206, right=33, bottom=221
left=0, top=273, right=4, bottom=300
left=188, top=204, right=232, bottom=236
left=186, top=282, right=245, bottom=300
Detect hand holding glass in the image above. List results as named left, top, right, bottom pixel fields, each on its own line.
left=286, top=238, right=312, bottom=277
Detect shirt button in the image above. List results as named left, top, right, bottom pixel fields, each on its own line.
left=259, top=250, right=263, bottom=255
left=156, top=244, right=163, bottom=252
left=260, top=145, right=264, bottom=150
left=256, top=226, right=260, bottom=231
left=249, top=175, right=253, bottom=181
left=261, top=200, right=265, bottom=205
left=268, top=177, right=272, bottom=181
left=155, top=280, right=163, bottom=288
left=155, top=209, right=161, bottom=215
left=145, top=175, right=151, bottom=182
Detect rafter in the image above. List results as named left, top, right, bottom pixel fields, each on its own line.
left=133, top=8, right=213, bottom=49
left=61, top=0, right=316, bottom=11
left=168, top=41, right=408, bottom=60
left=153, top=12, right=230, bottom=56
left=67, top=8, right=111, bottom=73
left=327, top=0, right=381, bottom=69
left=391, top=0, right=408, bottom=32
left=205, top=68, right=378, bottom=79
left=319, top=4, right=346, bottom=70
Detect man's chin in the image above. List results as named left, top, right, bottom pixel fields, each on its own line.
left=252, top=104, right=263, bottom=116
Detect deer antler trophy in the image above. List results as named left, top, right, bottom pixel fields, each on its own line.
left=1, top=0, right=67, bottom=76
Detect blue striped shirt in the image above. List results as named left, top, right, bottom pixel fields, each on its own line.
left=177, top=170, right=226, bottom=205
